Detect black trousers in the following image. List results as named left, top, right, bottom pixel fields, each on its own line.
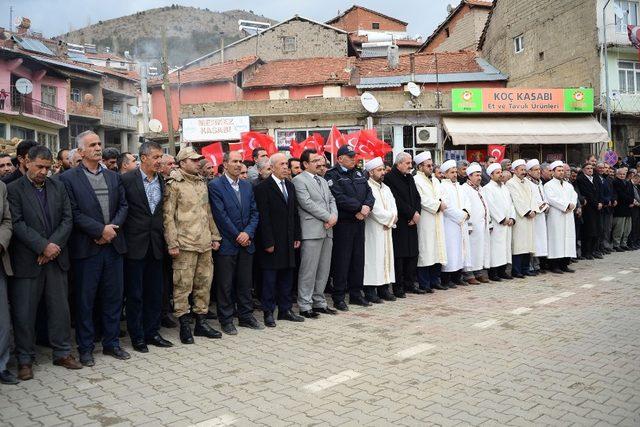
left=631, top=208, right=640, bottom=245
left=394, top=256, right=417, bottom=290
left=581, top=234, right=598, bottom=257
left=441, top=270, right=461, bottom=286
left=331, top=221, right=365, bottom=303
left=125, top=250, right=163, bottom=342
left=215, top=250, right=254, bottom=326
left=549, top=258, right=570, bottom=269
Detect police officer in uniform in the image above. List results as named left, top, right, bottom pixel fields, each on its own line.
left=325, top=145, right=375, bottom=310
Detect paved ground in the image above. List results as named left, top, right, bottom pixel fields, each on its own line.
left=1, top=252, right=639, bottom=427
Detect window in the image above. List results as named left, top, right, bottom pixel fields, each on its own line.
left=11, top=125, right=35, bottom=140
left=71, top=87, right=81, bottom=102
left=41, top=85, right=57, bottom=106
left=514, top=34, right=524, bottom=53
left=539, top=51, right=545, bottom=61
left=283, top=36, right=296, bottom=52
left=445, top=28, right=450, bottom=38
left=615, top=0, right=639, bottom=33
left=618, top=60, right=640, bottom=93
left=372, top=22, right=380, bottom=30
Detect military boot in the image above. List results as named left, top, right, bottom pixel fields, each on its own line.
left=194, top=314, right=222, bottom=339
left=179, top=315, right=194, bottom=344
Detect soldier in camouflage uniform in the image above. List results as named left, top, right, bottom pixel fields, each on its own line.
left=163, top=147, right=222, bottom=344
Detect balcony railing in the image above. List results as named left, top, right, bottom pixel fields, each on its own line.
left=102, top=110, right=137, bottom=130
left=68, top=99, right=103, bottom=118
left=11, top=94, right=66, bottom=126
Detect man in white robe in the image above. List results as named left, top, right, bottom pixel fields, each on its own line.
left=505, top=159, right=537, bottom=278
left=526, top=159, right=549, bottom=274
left=544, top=161, right=578, bottom=274
left=363, top=157, right=398, bottom=302
left=461, top=163, right=491, bottom=284
left=414, top=151, right=447, bottom=291
left=439, top=159, right=470, bottom=288
left=483, top=163, right=515, bottom=281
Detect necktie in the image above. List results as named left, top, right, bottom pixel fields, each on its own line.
left=314, top=175, right=322, bottom=188
left=280, top=180, right=288, bottom=202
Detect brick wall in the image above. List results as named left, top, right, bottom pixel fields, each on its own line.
left=330, top=8, right=407, bottom=32
left=481, top=0, right=600, bottom=101
left=426, top=5, right=490, bottom=53
left=197, top=19, right=348, bottom=66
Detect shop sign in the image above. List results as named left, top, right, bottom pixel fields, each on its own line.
left=451, top=88, right=594, bottom=113
left=182, top=116, right=250, bottom=142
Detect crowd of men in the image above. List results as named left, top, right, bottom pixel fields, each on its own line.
left=0, top=132, right=639, bottom=386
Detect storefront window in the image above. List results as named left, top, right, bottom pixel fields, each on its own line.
left=275, top=127, right=361, bottom=152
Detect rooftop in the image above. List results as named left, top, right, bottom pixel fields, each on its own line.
left=243, top=57, right=354, bottom=88
left=150, top=56, right=260, bottom=87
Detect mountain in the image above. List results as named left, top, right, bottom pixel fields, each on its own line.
left=57, top=5, right=276, bottom=66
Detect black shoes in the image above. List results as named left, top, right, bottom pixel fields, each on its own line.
left=364, top=289, right=384, bottom=304
left=79, top=352, right=95, bottom=367
left=239, top=316, right=265, bottom=330
left=103, top=347, right=131, bottom=360
left=160, top=314, right=177, bottom=329
left=512, top=273, right=525, bottom=279
left=194, top=315, right=222, bottom=339
left=561, top=266, right=575, bottom=273
left=405, top=285, right=427, bottom=294
left=178, top=315, right=194, bottom=344
left=334, top=300, right=349, bottom=311
left=132, top=340, right=149, bottom=353
left=300, top=310, right=320, bottom=319
left=278, top=309, right=305, bottom=322
left=221, top=323, right=238, bottom=335
left=313, top=307, right=338, bottom=315
left=264, top=311, right=276, bottom=327
left=146, top=334, right=174, bottom=348
left=349, top=296, right=372, bottom=307
left=489, top=276, right=502, bottom=282
left=0, top=369, right=19, bottom=385
left=550, top=268, right=564, bottom=274
left=378, top=287, right=397, bottom=301
left=432, top=283, right=448, bottom=290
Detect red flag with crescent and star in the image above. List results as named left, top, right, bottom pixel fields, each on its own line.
left=628, top=25, right=640, bottom=60
left=201, top=142, right=224, bottom=167
left=324, top=125, right=347, bottom=157
left=290, top=133, right=325, bottom=158
left=488, top=145, right=506, bottom=162
left=240, top=132, right=277, bottom=161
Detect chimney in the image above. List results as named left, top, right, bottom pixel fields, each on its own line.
left=387, top=45, right=399, bottom=70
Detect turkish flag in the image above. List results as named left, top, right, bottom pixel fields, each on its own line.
left=355, top=129, right=392, bottom=160
left=228, top=142, right=245, bottom=158
left=344, top=131, right=361, bottom=148
left=240, top=132, right=277, bottom=161
left=290, top=133, right=325, bottom=158
left=488, top=145, right=506, bottom=162
left=324, top=125, right=347, bottom=156
left=201, top=142, right=224, bottom=167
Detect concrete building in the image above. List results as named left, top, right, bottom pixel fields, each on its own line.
left=417, top=0, right=492, bottom=53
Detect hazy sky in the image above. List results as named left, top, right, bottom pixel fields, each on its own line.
left=7, top=0, right=462, bottom=40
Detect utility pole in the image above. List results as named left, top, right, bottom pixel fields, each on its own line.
left=603, top=0, right=613, bottom=153
left=160, top=27, right=176, bottom=156
left=9, top=5, right=13, bottom=32
left=140, top=62, right=149, bottom=134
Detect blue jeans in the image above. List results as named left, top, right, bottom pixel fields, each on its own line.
left=74, top=245, right=123, bottom=354
left=125, top=251, right=163, bottom=342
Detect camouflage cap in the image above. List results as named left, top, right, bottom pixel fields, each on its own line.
left=176, top=147, right=203, bottom=162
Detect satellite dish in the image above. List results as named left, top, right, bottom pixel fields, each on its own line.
left=407, top=82, right=421, bottom=97
left=15, top=78, right=33, bottom=95
left=148, top=119, right=162, bottom=133
left=83, top=93, right=94, bottom=103
left=360, top=92, right=379, bottom=113
left=129, top=105, right=140, bottom=115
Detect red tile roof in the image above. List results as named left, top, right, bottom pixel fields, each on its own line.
left=149, top=56, right=259, bottom=87
left=356, top=51, right=482, bottom=77
left=243, top=57, right=355, bottom=88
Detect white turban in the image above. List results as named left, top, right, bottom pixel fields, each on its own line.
left=487, top=163, right=502, bottom=175
left=414, top=151, right=431, bottom=166
left=364, top=157, right=384, bottom=172
left=526, top=159, right=540, bottom=171
left=549, top=160, right=564, bottom=170
left=466, top=163, right=482, bottom=176
left=441, top=159, right=457, bottom=173
left=511, top=159, right=526, bottom=170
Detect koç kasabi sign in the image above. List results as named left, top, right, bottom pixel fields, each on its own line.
left=183, top=116, right=250, bottom=142
left=451, top=88, right=594, bottom=113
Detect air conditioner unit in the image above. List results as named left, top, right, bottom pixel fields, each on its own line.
left=415, top=126, right=437, bottom=145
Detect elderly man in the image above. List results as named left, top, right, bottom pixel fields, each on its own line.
left=160, top=154, right=176, bottom=179
left=8, top=146, right=82, bottom=381
left=164, top=147, right=222, bottom=344
left=483, top=163, right=515, bottom=281
left=544, top=161, right=578, bottom=273
left=59, top=131, right=129, bottom=366
left=363, top=157, right=398, bottom=303
left=505, top=159, right=537, bottom=278
left=251, top=159, right=271, bottom=187
left=254, top=153, right=303, bottom=326
left=440, top=160, right=470, bottom=288
left=461, top=163, right=490, bottom=284
left=595, top=162, right=614, bottom=254
left=414, top=151, right=447, bottom=291
left=325, top=145, right=375, bottom=310
left=500, top=158, right=512, bottom=172
left=612, top=167, right=635, bottom=251
left=68, top=149, right=82, bottom=168
left=457, top=160, right=469, bottom=184
left=526, top=159, right=549, bottom=273
left=199, top=159, right=216, bottom=182
left=247, top=148, right=268, bottom=181
left=384, top=152, right=424, bottom=297
left=540, top=162, right=552, bottom=183
left=293, top=149, right=338, bottom=316
left=0, top=154, right=13, bottom=178
left=576, top=163, right=602, bottom=260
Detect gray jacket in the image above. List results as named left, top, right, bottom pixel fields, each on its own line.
left=293, top=172, right=338, bottom=240
left=0, top=181, right=12, bottom=275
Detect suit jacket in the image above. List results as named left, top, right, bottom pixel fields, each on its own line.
left=121, top=168, right=165, bottom=260
left=7, top=176, right=72, bottom=277
left=208, top=175, right=259, bottom=256
left=613, top=178, right=635, bottom=217
left=383, top=166, right=421, bottom=258
left=254, top=177, right=301, bottom=269
left=576, top=173, right=599, bottom=237
left=0, top=181, right=12, bottom=275
left=1, top=168, right=23, bottom=185
left=292, top=171, right=337, bottom=240
left=59, top=164, right=128, bottom=259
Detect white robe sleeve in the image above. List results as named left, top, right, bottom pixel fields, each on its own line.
left=544, top=180, right=570, bottom=212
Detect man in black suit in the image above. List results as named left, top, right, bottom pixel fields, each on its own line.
left=7, top=146, right=83, bottom=380
left=59, top=130, right=129, bottom=366
left=2, top=139, right=38, bottom=185
left=121, top=141, right=172, bottom=353
left=254, top=153, right=304, bottom=327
